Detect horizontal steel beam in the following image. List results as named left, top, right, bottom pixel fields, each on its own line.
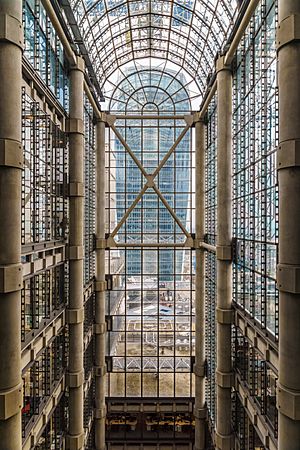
left=234, top=305, right=278, bottom=373
left=235, top=375, right=277, bottom=450
left=21, top=309, right=65, bottom=372
left=22, top=244, right=65, bottom=279
left=22, top=376, right=65, bottom=449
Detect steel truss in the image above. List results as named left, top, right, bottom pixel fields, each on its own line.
left=105, top=113, right=194, bottom=249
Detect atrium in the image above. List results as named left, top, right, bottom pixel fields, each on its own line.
left=0, top=0, right=299, bottom=449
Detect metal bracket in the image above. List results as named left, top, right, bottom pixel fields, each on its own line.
left=95, top=280, right=107, bottom=292
left=184, top=236, right=195, bottom=248
left=94, top=405, right=106, bottom=419
left=0, top=14, right=23, bottom=49
left=66, top=118, right=84, bottom=135
left=94, top=366, right=107, bottom=377
left=277, top=140, right=300, bottom=170
left=76, top=56, right=85, bottom=73
left=277, top=14, right=300, bottom=51
left=67, top=371, right=84, bottom=388
left=216, top=307, right=234, bottom=324
left=0, top=139, right=23, bottom=169
left=94, top=323, right=106, bottom=335
left=0, top=263, right=23, bottom=293
left=106, top=114, right=117, bottom=127
left=0, top=383, right=22, bottom=420
left=66, top=432, right=85, bottom=450
left=68, top=182, right=84, bottom=197
left=216, top=370, right=234, bottom=388
left=193, top=363, right=206, bottom=377
left=145, top=174, right=155, bottom=188
left=105, top=274, right=114, bottom=291
left=66, top=308, right=84, bottom=324
left=216, top=245, right=232, bottom=261
left=68, top=245, right=84, bottom=260
left=106, top=235, right=116, bottom=248
left=184, top=115, right=194, bottom=126
left=193, top=406, right=207, bottom=420
left=277, top=383, right=300, bottom=420
left=95, top=238, right=107, bottom=250
left=277, top=264, right=300, bottom=294
left=215, top=432, right=234, bottom=450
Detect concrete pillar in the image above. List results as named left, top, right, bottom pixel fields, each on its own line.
left=66, top=56, right=85, bottom=450
left=0, top=1, right=23, bottom=448
left=215, top=56, right=233, bottom=450
left=277, top=2, right=300, bottom=448
left=94, top=119, right=106, bottom=450
left=194, top=118, right=206, bottom=450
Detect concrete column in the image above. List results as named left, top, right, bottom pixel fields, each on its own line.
left=66, top=56, right=85, bottom=450
left=215, top=56, right=233, bottom=450
left=194, top=118, right=206, bottom=450
left=0, top=1, right=23, bottom=448
left=94, top=119, right=106, bottom=450
left=277, top=2, right=300, bottom=448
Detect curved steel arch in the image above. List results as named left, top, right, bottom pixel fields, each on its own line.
left=107, top=65, right=193, bottom=113
left=70, top=0, right=238, bottom=98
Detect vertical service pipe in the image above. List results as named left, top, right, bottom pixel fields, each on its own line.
left=66, top=56, right=85, bottom=450
left=94, top=119, right=107, bottom=450
left=277, top=1, right=300, bottom=448
left=194, top=118, right=207, bottom=450
left=215, top=56, right=234, bottom=450
left=0, top=0, right=23, bottom=448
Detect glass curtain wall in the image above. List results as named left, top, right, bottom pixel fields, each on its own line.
left=106, top=67, right=195, bottom=399
left=231, top=0, right=279, bottom=444
left=23, top=0, right=69, bottom=109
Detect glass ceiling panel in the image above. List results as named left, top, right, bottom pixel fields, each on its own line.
left=70, top=0, right=238, bottom=100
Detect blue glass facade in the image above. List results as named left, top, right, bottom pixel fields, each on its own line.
left=23, top=0, right=69, bottom=109
left=110, top=68, right=191, bottom=279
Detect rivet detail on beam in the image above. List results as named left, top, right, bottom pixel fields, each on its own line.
left=0, top=139, right=23, bottom=169
left=0, top=383, right=22, bottom=420
left=0, top=14, right=24, bottom=49
left=277, top=264, right=300, bottom=294
left=0, top=264, right=23, bottom=293
left=277, top=383, right=300, bottom=420
left=277, top=140, right=300, bottom=170
left=277, top=14, right=300, bottom=51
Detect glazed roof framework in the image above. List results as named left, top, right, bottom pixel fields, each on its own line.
left=70, top=0, right=238, bottom=98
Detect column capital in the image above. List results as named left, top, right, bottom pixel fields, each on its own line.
left=215, top=55, right=232, bottom=74
left=70, top=55, right=85, bottom=73
left=277, top=14, right=300, bottom=51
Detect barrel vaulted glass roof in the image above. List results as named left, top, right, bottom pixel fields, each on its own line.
left=70, top=0, right=238, bottom=103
